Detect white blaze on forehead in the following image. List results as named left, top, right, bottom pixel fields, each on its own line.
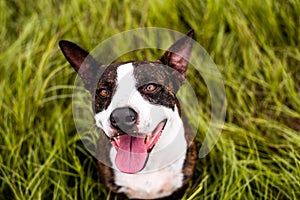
left=117, top=63, right=135, bottom=85
left=113, top=63, right=137, bottom=107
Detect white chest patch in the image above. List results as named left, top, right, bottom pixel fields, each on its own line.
left=114, top=154, right=186, bottom=199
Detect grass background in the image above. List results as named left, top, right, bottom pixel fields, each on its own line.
left=0, top=0, right=299, bottom=199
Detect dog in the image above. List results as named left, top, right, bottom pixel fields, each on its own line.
left=59, top=30, right=197, bottom=199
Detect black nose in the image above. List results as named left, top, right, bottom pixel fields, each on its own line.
left=110, top=107, right=138, bottom=131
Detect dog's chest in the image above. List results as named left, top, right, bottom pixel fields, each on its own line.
left=114, top=154, right=185, bottom=199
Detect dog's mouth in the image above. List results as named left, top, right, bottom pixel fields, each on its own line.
left=109, top=120, right=167, bottom=174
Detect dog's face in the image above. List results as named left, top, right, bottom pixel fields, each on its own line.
left=59, top=30, right=194, bottom=174
left=94, top=61, right=183, bottom=174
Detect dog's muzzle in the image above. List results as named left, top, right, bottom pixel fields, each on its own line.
left=108, top=106, right=167, bottom=174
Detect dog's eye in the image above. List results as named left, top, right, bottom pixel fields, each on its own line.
left=144, top=84, right=157, bottom=93
left=99, top=89, right=109, bottom=97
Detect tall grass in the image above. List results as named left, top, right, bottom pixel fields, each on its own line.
left=0, top=0, right=299, bottom=199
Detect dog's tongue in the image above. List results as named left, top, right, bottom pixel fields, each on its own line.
left=115, top=134, right=148, bottom=174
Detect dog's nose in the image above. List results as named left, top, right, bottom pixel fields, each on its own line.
left=110, top=107, right=137, bottom=131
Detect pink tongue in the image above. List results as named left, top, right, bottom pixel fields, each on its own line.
left=115, top=134, right=148, bottom=174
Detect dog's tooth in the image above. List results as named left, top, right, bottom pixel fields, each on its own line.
left=145, top=136, right=150, bottom=144
left=117, top=136, right=120, bottom=145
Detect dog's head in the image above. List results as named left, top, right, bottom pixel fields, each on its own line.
left=59, top=30, right=194, bottom=174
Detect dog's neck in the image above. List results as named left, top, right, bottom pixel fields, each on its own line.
left=109, top=109, right=187, bottom=199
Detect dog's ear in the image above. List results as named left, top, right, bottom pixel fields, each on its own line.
left=157, top=29, right=194, bottom=78
left=59, top=40, right=102, bottom=91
